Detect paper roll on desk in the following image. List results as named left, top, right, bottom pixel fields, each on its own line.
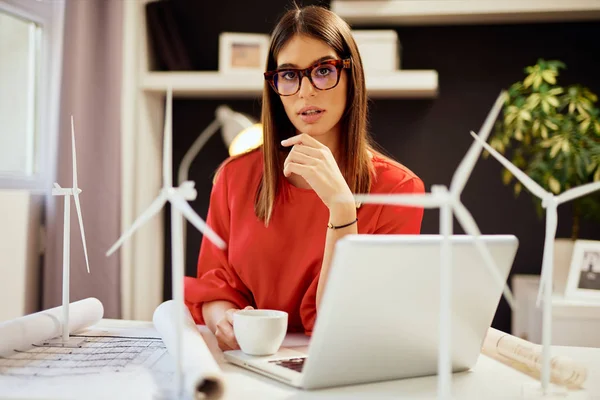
left=153, top=300, right=226, bottom=400
left=482, top=327, right=587, bottom=388
left=0, top=297, right=104, bottom=357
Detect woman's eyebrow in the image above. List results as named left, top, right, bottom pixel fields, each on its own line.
left=277, top=56, right=336, bottom=69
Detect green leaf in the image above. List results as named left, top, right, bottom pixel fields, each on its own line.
left=580, top=118, right=591, bottom=133
left=542, top=70, right=556, bottom=84
left=515, top=129, right=523, bottom=141
left=545, top=119, right=559, bottom=130
left=524, top=74, right=535, bottom=88
left=548, top=176, right=561, bottom=194
left=502, top=169, right=513, bottom=185
left=520, top=110, right=532, bottom=121
left=550, top=142, right=562, bottom=158
left=542, top=101, right=550, bottom=114
left=514, top=182, right=522, bottom=196
left=547, top=96, right=560, bottom=107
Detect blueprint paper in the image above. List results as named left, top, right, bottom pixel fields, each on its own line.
left=0, top=297, right=103, bottom=357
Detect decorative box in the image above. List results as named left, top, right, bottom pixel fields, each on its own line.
left=351, top=30, right=400, bottom=72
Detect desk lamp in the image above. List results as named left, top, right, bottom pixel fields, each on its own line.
left=177, top=105, right=262, bottom=185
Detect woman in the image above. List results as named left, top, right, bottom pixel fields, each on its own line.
left=184, top=5, right=425, bottom=351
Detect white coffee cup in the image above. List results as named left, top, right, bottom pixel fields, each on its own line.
left=233, top=309, right=288, bottom=356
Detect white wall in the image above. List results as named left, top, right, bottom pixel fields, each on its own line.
left=0, top=11, right=37, bottom=176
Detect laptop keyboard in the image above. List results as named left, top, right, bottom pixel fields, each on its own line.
left=269, top=357, right=306, bottom=373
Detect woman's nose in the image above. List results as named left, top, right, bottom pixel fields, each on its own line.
left=298, top=76, right=316, bottom=98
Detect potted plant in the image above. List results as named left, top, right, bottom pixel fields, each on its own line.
left=490, top=59, right=600, bottom=291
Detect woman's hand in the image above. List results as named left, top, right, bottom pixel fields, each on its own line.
left=215, top=305, right=253, bottom=351
left=281, top=133, right=355, bottom=210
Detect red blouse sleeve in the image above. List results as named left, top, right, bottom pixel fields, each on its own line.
left=299, top=277, right=319, bottom=336
left=184, top=164, right=252, bottom=324
left=374, top=177, right=425, bottom=234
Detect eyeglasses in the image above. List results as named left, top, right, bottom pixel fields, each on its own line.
left=264, top=58, right=351, bottom=96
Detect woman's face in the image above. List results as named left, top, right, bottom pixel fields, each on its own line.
left=275, top=34, right=348, bottom=140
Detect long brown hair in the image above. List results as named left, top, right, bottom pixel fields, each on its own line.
left=256, top=4, right=375, bottom=225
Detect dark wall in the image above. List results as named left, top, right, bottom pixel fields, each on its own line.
left=161, top=0, right=600, bottom=333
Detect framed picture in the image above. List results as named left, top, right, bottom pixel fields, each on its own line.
left=218, top=32, right=270, bottom=74
left=565, top=240, right=600, bottom=302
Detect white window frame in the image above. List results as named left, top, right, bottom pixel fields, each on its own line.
left=0, top=0, right=65, bottom=193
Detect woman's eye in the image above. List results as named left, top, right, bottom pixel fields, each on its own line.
left=281, top=71, right=297, bottom=80
left=316, top=67, right=332, bottom=76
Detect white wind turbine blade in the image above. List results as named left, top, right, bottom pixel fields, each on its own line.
left=106, top=193, right=168, bottom=256
left=453, top=201, right=516, bottom=309
left=450, top=93, right=505, bottom=194
left=556, top=181, right=600, bottom=205
left=163, top=87, right=173, bottom=188
left=353, top=193, right=443, bottom=208
left=536, top=206, right=559, bottom=307
left=71, top=117, right=90, bottom=274
left=169, top=194, right=226, bottom=249
left=470, top=131, right=550, bottom=201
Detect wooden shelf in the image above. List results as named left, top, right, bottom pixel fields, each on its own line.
left=142, top=70, right=438, bottom=99
left=331, top=0, right=600, bottom=25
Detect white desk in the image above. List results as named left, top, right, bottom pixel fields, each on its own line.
left=92, top=319, right=600, bottom=400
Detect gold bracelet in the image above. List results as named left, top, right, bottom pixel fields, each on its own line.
left=327, top=217, right=358, bottom=230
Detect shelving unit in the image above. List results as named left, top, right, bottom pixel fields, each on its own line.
left=331, top=0, right=600, bottom=25
left=142, top=70, right=439, bottom=98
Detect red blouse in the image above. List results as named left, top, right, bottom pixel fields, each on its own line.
left=184, top=149, right=424, bottom=334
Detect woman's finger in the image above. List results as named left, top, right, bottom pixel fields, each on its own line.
left=281, top=133, right=321, bottom=148
left=217, top=321, right=239, bottom=350
left=288, top=148, right=320, bottom=166
left=225, top=308, right=237, bottom=324
left=292, top=143, right=328, bottom=159
left=284, top=162, right=316, bottom=178
left=215, top=328, right=233, bottom=351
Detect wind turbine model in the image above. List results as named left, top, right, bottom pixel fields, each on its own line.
left=471, top=131, right=600, bottom=396
left=351, top=93, right=516, bottom=400
left=106, top=88, right=226, bottom=399
left=46, top=116, right=91, bottom=346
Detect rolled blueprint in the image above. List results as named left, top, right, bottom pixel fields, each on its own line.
left=153, top=300, right=225, bottom=400
left=0, top=297, right=104, bottom=357
left=482, top=327, right=587, bottom=388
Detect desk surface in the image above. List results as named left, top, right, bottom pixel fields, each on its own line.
left=94, top=319, right=600, bottom=400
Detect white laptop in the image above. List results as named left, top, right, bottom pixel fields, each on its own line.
left=224, top=234, right=519, bottom=390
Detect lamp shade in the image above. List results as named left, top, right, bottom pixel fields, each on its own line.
left=215, top=106, right=263, bottom=155
left=228, top=123, right=263, bottom=156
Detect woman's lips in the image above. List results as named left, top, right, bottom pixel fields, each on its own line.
left=299, top=109, right=325, bottom=124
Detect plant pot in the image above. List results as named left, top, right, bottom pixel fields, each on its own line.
left=553, top=238, right=576, bottom=295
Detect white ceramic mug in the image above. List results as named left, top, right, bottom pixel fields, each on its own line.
left=233, top=309, right=288, bottom=356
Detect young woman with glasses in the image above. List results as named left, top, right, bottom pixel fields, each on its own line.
left=185, top=5, right=425, bottom=351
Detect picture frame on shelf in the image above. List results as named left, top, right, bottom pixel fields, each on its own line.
left=218, top=32, right=270, bottom=74
left=565, top=240, right=600, bottom=302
